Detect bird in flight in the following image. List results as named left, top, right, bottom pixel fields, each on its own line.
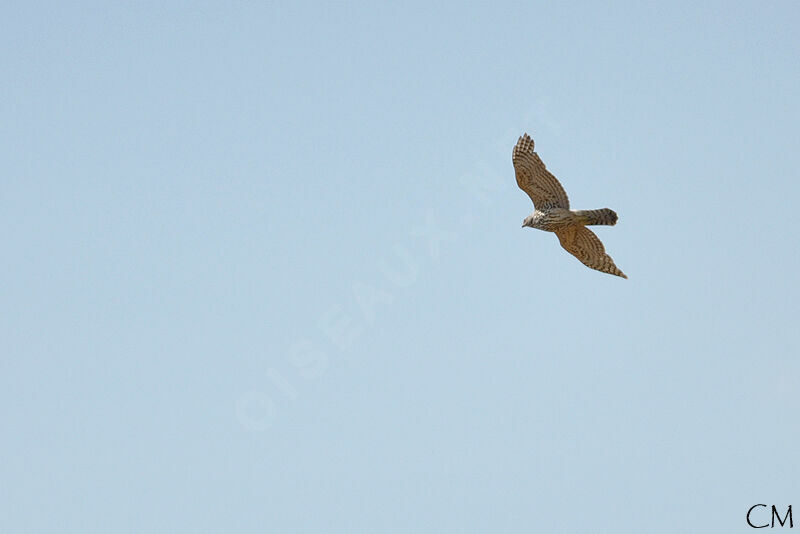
left=512, top=133, right=627, bottom=279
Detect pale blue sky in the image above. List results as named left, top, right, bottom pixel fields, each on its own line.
left=2, top=1, right=799, bottom=532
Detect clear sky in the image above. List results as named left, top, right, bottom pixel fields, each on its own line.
left=2, top=1, right=799, bottom=532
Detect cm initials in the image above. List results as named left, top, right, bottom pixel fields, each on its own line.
left=748, top=505, right=793, bottom=528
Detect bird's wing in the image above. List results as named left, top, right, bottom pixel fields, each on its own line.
left=512, top=133, right=570, bottom=210
left=555, top=226, right=627, bottom=279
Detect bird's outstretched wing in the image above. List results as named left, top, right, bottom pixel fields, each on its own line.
left=512, top=133, right=570, bottom=210
left=555, top=226, right=627, bottom=279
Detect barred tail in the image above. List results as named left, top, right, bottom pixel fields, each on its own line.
left=575, top=208, right=618, bottom=226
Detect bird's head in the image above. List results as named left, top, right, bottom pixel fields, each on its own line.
left=522, top=215, right=535, bottom=228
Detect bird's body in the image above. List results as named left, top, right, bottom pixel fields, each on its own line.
left=523, top=208, right=576, bottom=232
left=524, top=207, right=618, bottom=232
left=513, top=133, right=627, bottom=279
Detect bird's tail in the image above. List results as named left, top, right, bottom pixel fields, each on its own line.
left=575, top=208, right=618, bottom=226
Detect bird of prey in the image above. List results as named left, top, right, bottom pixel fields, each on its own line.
left=513, top=133, right=627, bottom=279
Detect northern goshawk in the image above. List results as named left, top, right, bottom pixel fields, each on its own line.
left=513, top=133, right=627, bottom=279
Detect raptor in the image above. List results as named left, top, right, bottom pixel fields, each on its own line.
left=513, top=133, right=627, bottom=278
